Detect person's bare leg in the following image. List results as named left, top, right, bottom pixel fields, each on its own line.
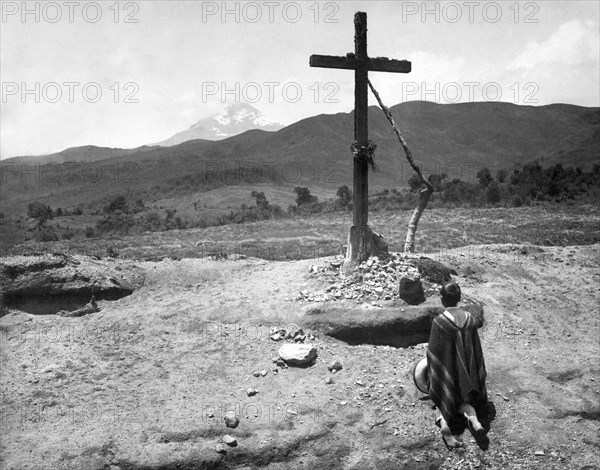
left=439, top=417, right=463, bottom=449
left=459, top=404, right=485, bottom=433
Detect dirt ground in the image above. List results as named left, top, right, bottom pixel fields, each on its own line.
left=1, top=243, right=599, bottom=470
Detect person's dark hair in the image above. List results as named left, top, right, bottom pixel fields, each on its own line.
left=440, top=283, right=461, bottom=306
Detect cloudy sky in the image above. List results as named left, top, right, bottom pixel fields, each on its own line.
left=1, top=0, right=599, bottom=157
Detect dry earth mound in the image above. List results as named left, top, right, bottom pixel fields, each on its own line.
left=1, top=253, right=145, bottom=316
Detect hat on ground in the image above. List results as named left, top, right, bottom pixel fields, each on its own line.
left=413, top=357, right=429, bottom=394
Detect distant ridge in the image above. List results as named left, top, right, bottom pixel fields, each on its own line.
left=2, top=101, right=598, bottom=215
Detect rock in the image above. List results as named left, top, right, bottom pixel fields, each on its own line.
left=328, top=361, right=343, bottom=372
left=278, top=343, right=317, bottom=365
left=223, top=435, right=237, bottom=447
left=224, top=411, right=239, bottom=428
left=247, top=388, right=258, bottom=397
left=534, top=450, right=545, bottom=456
left=260, top=369, right=267, bottom=377
left=398, top=277, right=426, bottom=305
left=325, top=377, right=334, bottom=384
left=215, top=444, right=227, bottom=454
left=253, top=371, right=261, bottom=377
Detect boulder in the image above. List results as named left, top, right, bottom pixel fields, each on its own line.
left=399, top=277, right=426, bottom=305
left=224, top=411, right=239, bottom=428
left=278, top=343, right=317, bottom=365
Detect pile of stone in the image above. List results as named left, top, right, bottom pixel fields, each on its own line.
left=290, top=253, right=447, bottom=304
left=269, top=327, right=315, bottom=343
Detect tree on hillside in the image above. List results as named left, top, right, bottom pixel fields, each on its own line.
left=408, top=174, right=422, bottom=192
left=486, top=182, right=501, bottom=204
left=496, top=168, right=507, bottom=183
left=250, top=191, right=269, bottom=210
left=165, top=209, right=177, bottom=221
left=427, top=173, right=447, bottom=192
left=27, top=202, right=53, bottom=226
left=476, top=168, right=493, bottom=187
left=336, top=185, right=351, bottom=207
left=105, top=195, right=128, bottom=214
left=294, top=187, right=318, bottom=206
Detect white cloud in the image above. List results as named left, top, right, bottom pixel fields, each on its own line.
left=508, top=20, right=599, bottom=70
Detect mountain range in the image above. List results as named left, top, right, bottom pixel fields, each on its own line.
left=1, top=101, right=598, bottom=216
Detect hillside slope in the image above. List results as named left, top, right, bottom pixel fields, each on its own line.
left=2, top=102, right=598, bottom=216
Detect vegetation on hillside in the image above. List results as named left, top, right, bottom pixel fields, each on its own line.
left=3, top=162, right=599, bottom=247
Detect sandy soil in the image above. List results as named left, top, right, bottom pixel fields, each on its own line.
left=1, top=243, right=599, bottom=470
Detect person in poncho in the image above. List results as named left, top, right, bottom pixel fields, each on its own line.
left=427, top=283, right=489, bottom=450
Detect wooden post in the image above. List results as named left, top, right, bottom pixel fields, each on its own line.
left=354, top=12, right=368, bottom=228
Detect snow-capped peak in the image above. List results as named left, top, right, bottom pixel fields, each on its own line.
left=157, top=103, right=284, bottom=146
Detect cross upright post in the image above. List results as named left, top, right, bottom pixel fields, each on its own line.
left=354, top=12, right=369, bottom=227
left=310, top=11, right=411, bottom=264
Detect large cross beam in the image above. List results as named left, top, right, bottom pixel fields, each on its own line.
left=310, top=11, right=411, bottom=263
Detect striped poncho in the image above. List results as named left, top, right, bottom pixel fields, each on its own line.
left=427, top=308, right=488, bottom=433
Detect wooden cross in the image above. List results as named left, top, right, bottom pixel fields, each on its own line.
left=310, top=11, right=411, bottom=261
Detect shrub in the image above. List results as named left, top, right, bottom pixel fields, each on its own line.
left=486, top=182, right=501, bottom=204
left=336, top=185, right=351, bottom=207
left=34, top=226, right=59, bottom=242
left=106, top=246, right=119, bottom=258
left=95, top=213, right=135, bottom=235
left=61, top=228, right=75, bottom=240
left=476, top=168, right=493, bottom=187
left=28, top=201, right=53, bottom=225
left=408, top=174, right=422, bottom=192
left=105, top=195, right=128, bottom=214
left=294, top=187, right=318, bottom=206
left=142, top=212, right=162, bottom=231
